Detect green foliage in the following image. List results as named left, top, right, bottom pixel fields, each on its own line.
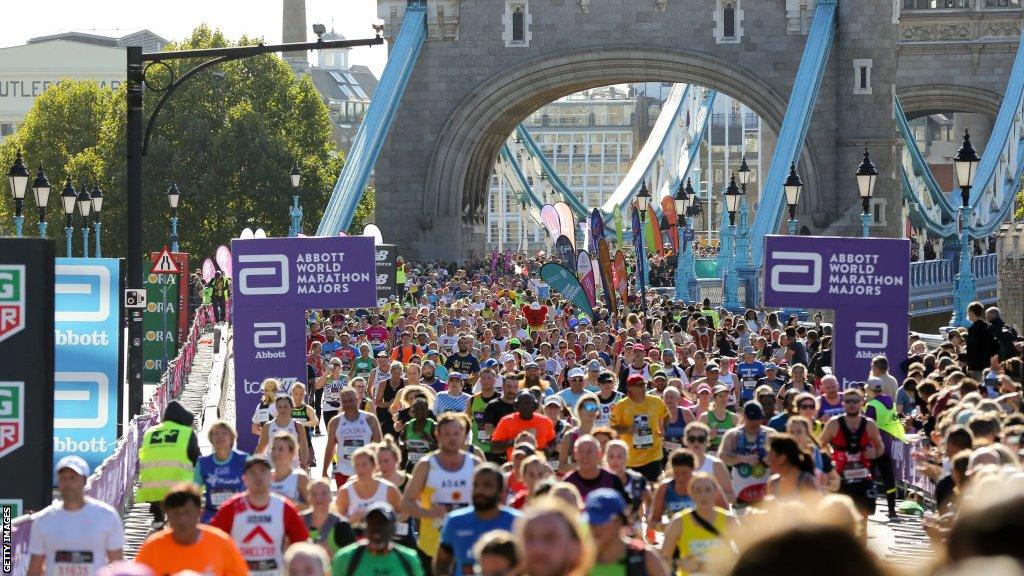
left=0, top=24, right=372, bottom=261
left=350, top=186, right=376, bottom=234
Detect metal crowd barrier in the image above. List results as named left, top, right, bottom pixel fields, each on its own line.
left=8, top=306, right=215, bottom=576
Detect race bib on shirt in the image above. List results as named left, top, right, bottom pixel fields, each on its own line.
left=54, top=551, right=93, bottom=576
left=210, top=490, right=234, bottom=507
left=341, top=439, right=365, bottom=461
left=247, top=559, right=279, bottom=576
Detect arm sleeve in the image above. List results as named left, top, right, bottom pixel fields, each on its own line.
left=208, top=502, right=234, bottom=534
left=331, top=552, right=350, bottom=576
left=439, top=515, right=456, bottom=549
left=106, top=509, right=125, bottom=551
left=283, top=502, right=310, bottom=543
left=27, top=516, right=45, bottom=555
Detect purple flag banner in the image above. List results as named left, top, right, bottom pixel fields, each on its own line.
left=555, top=235, right=575, bottom=270
left=763, top=235, right=910, bottom=387
left=491, top=248, right=499, bottom=275
left=577, top=250, right=597, bottom=307
left=588, top=208, right=604, bottom=255
left=631, top=207, right=647, bottom=312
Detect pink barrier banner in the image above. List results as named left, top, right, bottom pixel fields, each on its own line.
left=891, top=434, right=935, bottom=495
left=8, top=305, right=214, bottom=576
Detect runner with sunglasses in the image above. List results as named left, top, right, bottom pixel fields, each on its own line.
left=819, top=388, right=885, bottom=527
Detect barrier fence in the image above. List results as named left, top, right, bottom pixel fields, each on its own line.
left=9, top=305, right=214, bottom=576
left=892, top=434, right=937, bottom=506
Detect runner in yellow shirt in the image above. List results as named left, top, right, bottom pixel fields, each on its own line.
left=610, top=375, right=668, bottom=482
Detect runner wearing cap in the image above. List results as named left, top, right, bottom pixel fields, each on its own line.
left=557, top=367, right=595, bottom=409
left=756, top=363, right=786, bottom=394
left=434, top=372, right=472, bottom=414
left=587, top=488, right=668, bottom=576
left=595, top=370, right=624, bottom=428
left=27, top=456, right=125, bottom=576
left=699, top=382, right=735, bottom=452
left=610, top=375, right=669, bottom=482
left=718, top=401, right=775, bottom=506
left=210, top=456, right=309, bottom=576
left=332, top=502, right=423, bottom=576
left=736, top=347, right=766, bottom=404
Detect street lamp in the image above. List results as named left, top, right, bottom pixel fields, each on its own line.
left=784, top=163, right=803, bottom=235
left=7, top=150, right=29, bottom=237
left=734, top=157, right=752, bottom=269
left=289, top=164, right=303, bottom=237
left=167, top=182, right=180, bottom=252
left=855, top=148, right=878, bottom=238
left=76, top=184, right=92, bottom=258
left=636, top=180, right=651, bottom=221
left=635, top=179, right=652, bottom=289
left=60, top=180, right=76, bottom=257
left=31, top=167, right=50, bottom=237
left=673, top=178, right=697, bottom=302
left=721, top=174, right=742, bottom=311
left=91, top=184, right=104, bottom=257
left=951, top=129, right=981, bottom=328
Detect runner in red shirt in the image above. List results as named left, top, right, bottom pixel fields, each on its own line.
left=210, top=456, right=309, bottom=576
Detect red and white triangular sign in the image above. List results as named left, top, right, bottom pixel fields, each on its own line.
left=150, top=246, right=180, bottom=274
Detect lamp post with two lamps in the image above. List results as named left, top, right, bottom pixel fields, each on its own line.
left=673, top=178, right=698, bottom=302
left=855, top=148, right=878, bottom=238
left=289, top=164, right=302, bottom=237
left=722, top=175, right=742, bottom=311
left=167, top=183, right=180, bottom=252
left=950, top=130, right=981, bottom=328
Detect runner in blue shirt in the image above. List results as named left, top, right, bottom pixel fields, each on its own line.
left=435, top=463, right=522, bottom=576
left=736, top=347, right=766, bottom=403
left=193, top=421, right=248, bottom=522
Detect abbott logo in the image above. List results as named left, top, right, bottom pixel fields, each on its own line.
left=55, top=265, right=111, bottom=322
left=253, top=322, right=286, bottom=349
left=238, top=254, right=289, bottom=295
left=854, top=322, right=888, bottom=349
left=54, top=372, right=109, bottom=429
left=769, top=251, right=822, bottom=294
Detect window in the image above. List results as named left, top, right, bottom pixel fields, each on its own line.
left=853, top=59, right=873, bottom=95
left=504, top=1, right=531, bottom=47
left=868, top=198, right=887, bottom=226
left=724, top=3, right=736, bottom=38
left=715, top=0, right=743, bottom=44
left=512, top=8, right=525, bottom=41
left=0, top=122, right=14, bottom=137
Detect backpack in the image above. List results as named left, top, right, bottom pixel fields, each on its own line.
left=346, top=544, right=415, bottom=576
left=996, top=324, right=1018, bottom=361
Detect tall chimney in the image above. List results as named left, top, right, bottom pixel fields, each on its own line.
left=283, top=0, right=309, bottom=73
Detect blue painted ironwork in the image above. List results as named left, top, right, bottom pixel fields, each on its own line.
left=170, top=216, right=179, bottom=253
left=289, top=195, right=302, bottom=237
left=675, top=217, right=697, bottom=302
left=861, top=212, right=871, bottom=238
left=498, top=143, right=545, bottom=224
left=94, top=221, right=102, bottom=258
left=749, top=0, right=836, bottom=268
left=82, top=224, right=90, bottom=259
left=515, top=125, right=588, bottom=218
left=317, top=4, right=427, bottom=236
left=13, top=215, right=23, bottom=237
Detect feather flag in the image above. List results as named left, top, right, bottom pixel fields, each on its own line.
left=554, top=202, right=577, bottom=249
left=597, top=238, right=617, bottom=313
left=577, top=250, right=597, bottom=306
left=661, top=196, right=679, bottom=253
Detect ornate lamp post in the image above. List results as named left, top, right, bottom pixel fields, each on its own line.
left=7, top=150, right=29, bottom=237
left=31, top=167, right=50, bottom=237
left=635, top=180, right=652, bottom=288
left=950, top=129, right=980, bottom=328
left=735, top=157, right=752, bottom=267
left=76, top=184, right=92, bottom=258
left=673, top=178, right=698, bottom=302
left=167, top=182, right=181, bottom=252
left=289, top=164, right=302, bottom=237
left=60, top=180, right=76, bottom=257
left=91, top=184, right=104, bottom=257
left=722, top=174, right=742, bottom=311
left=785, top=163, right=803, bottom=235
left=856, top=148, right=878, bottom=238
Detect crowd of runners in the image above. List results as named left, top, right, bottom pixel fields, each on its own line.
left=25, top=254, right=1024, bottom=576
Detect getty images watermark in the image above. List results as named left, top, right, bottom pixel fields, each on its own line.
left=2, top=502, right=12, bottom=574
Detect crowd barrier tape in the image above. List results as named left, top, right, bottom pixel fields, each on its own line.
left=9, top=306, right=214, bottom=576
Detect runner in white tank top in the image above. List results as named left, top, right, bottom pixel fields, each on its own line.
left=334, top=411, right=374, bottom=477
left=342, top=480, right=389, bottom=518
left=270, top=469, right=307, bottom=507
left=266, top=419, right=301, bottom=467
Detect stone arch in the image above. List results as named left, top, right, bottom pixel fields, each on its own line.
left=423, top=46, right=821, bottom=224
left=897, top=84, right=1002, bottom=120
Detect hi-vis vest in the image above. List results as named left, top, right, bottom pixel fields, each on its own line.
left=866, top=398, right=906, bottom=442
left=137, top=421, right=194, bottom=502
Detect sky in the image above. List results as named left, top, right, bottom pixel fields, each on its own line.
left=0, top=0, right=388, bottom=76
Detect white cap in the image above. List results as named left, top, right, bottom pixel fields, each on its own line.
left=567, top=367, right=586, bottom=379
left=56, top=455, right=90, bottom=478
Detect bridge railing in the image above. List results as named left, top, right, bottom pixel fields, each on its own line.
left=910, top=258, right=954, bottom=287
left=9, top=306, right=215, bottom=576
left=972, top=252, right=999, bottom=278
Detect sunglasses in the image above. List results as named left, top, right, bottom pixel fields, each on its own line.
left=686, top=435, right=708, bottom=443
left=580, top=402, right=599, bottom=412
left=798, top=403, right=816, bottom=409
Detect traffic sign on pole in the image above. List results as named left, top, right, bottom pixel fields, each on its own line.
left=150, top=246, right=180, bottom=275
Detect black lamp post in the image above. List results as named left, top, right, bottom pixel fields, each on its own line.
left=954, top=129, right=980, bottom=208
left=91, top=184, right=104, bottom=257
left=855, top=148, right=878, bottom=237
left=167, top=182, right=180, bottom=252
left=31, top=167, right=50, bottom=237
left=76, top=184, right=92, bottom=258
left=723, top=174, right=741, bottom=226
left=636, top=180, right=651, bottom=222
left=7, top=150, right=29, bottom=237
left=60, top=180, right=76, bottom=257
left=784, top=163, right=803, bottom=235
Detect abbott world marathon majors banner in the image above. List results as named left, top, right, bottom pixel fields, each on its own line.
left=232, top=236, right=377, bottom=452
left=763, top=235, right=909, bottom=388
left=53, top=258, right=123, bottom=471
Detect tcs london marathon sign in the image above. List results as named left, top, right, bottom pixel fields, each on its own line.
left=763, top=235, right=910, bottom=388
left=232, top=236, right=377, bottom=451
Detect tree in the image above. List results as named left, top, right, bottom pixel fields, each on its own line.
left=0, top=25, right=373, bottom=262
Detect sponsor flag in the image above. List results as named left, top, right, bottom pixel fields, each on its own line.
left=576, top=250, right=596, bottom=307
left=661, top=196, right=679, bottom=253
left=614, top=209, right=623, bottom=245
left=613, top=250, right=628, bottom=309
left=202, top=258, right=216, bottom=282
left=555, top=236, right=575, bottom=270
left=554, top=202, right=576, bottom=249
left=631, top=207, right=648, bottom=312
left=540, top=262, right=594, bottom=320
left=540, top=205, right=561, bottom=244
left=646, top=205, right=664, bottom=254
left=597, top=238, right=617, bottom=313
left=215, top=245, right=232, bottom=277
left=588, top=209, right=604, bottom=255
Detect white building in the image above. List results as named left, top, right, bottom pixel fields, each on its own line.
left=0, top=30, right=166, bottom=141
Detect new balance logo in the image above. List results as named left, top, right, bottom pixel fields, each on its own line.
left=768, top=251, right=822, bottom=294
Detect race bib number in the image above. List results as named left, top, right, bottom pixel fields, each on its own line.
left=742, top=379, right=756, bottom=389
left=247, top=559, right=279, bottom=576
left=394, top=522, right=410, bottom=537
left=843, top=453, right=870, bottom=480
left=54, top=551, right=93, bottom=576
left=477, top=429, right=491, bottom=442
left=663, top=441, right=682, bottom=452
left=341, top=439, right=365, bottom=461
left=210, top=490, right=233, bottom=507
left=632, top=415, right=654, bottom=449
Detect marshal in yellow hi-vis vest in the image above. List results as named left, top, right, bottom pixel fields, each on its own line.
left=137, top=420, right=195, bottom=503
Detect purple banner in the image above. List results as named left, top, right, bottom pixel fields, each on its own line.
left=233, top=307, right=309, bottom=453
left=631, top=207, right=647, bottom=312
left=834, top=306, right=909, bottom=389
left=490, top=248, right=499, bottom=275
left=763, top=235, right=910, bottom=388
left=555, top=235, right=575, bottom=270
left=588, top=208, right=604, bottom=255
left=763, top=235, right=910, bottom=308
left=231, top=236, right=377, bottom=310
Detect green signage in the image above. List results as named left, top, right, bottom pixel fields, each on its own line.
left=142, top=272, right=179, bottom=383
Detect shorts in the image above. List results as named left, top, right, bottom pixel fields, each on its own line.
left=630, top=460, right=664, bottom=483
left=839, top=480, right=876, bottom=516
left=333, top=472, right=351, bottom=488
